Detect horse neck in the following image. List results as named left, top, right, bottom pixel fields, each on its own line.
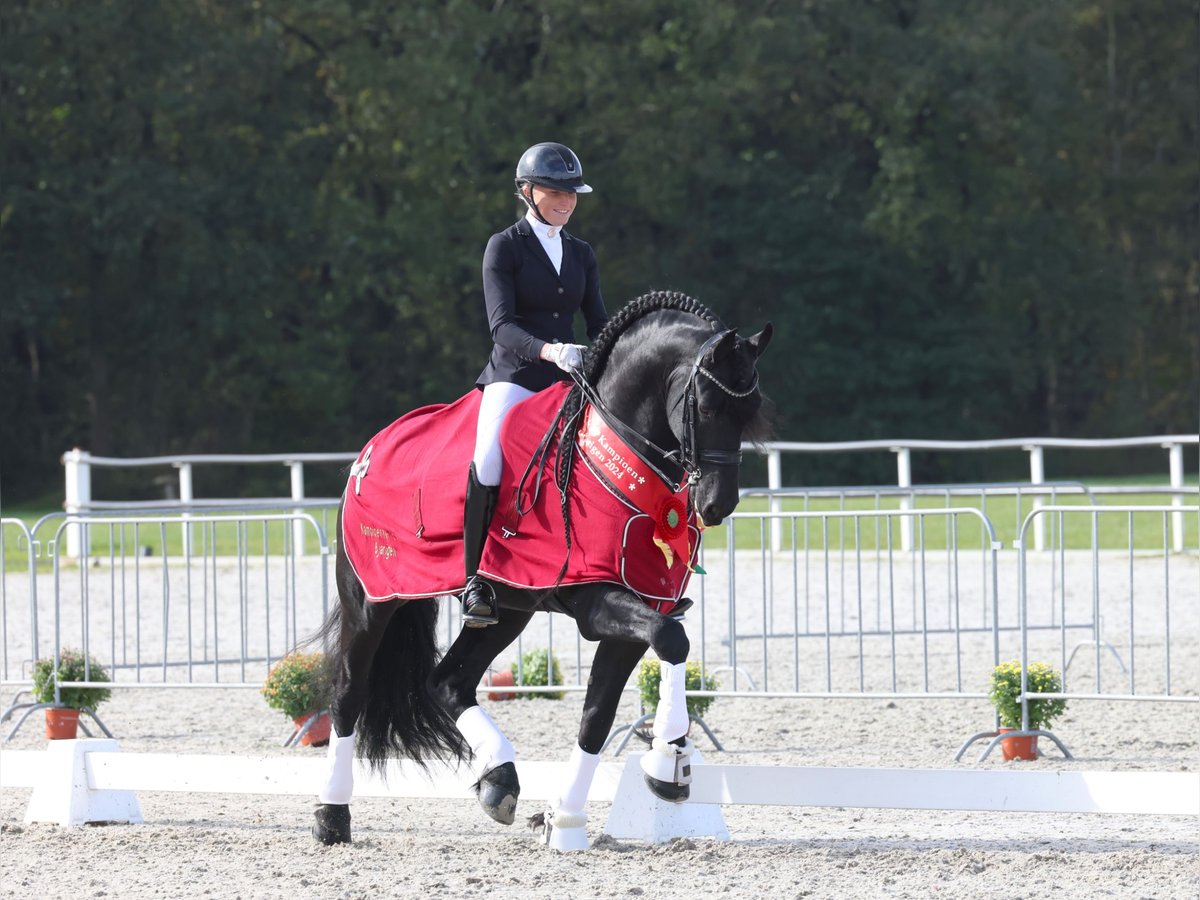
left=593, top=331, right=686, bottom=451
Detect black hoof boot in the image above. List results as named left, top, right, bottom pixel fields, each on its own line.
left=643, top=774, right=690, bottom=803
left=474, top=761, right=520, bottom=825
left=462, top=577, right=499, bottom=628
left=313, top=803, right=352, bottom=845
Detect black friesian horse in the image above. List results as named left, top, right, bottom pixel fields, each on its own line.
left=313, top=291, right=772, bottom=847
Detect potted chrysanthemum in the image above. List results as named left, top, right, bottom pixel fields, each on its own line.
left=262, top=651, right=333, bottom=747
left=32, top=649, right=113, bottom=739
left=988, top=660, right=1068, bottom=760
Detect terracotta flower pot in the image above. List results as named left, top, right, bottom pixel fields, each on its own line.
left=484, top=669, right=516, bottom=701
left=998, top=727, right=1039, bottom=761
left=45, top=708, right=81, bottom=740
left=293, top=712, right=331, bottom=747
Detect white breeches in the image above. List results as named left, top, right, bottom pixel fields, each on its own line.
left=472, top=382, right=536, bottom=486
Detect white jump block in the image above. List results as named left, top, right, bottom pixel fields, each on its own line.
left=605, top=751, right=730, bottom=843
left=23, top=739, right=143, bottom=827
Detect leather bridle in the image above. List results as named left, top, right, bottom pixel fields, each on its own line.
left=569, top=328, right=759, bottom=493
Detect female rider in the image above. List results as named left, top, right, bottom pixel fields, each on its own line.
left=461, top=142, right=609, bottom=627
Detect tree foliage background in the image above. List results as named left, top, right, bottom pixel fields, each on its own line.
left=2, top=0, right=1197, bottom=499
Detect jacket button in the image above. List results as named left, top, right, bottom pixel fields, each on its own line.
left=557, top=287, right=564, bottom=294
left=552, top=312, right=560, bottom=318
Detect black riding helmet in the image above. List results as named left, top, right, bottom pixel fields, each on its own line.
left=514, top=142, right=593, bottom=195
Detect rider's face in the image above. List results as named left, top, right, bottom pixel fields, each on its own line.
left=528, top=186, right=577, bottom=228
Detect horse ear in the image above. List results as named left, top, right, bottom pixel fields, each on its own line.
left=704, top=329, right=738, bottom=365
left=747, top=323, right=773, bottom=359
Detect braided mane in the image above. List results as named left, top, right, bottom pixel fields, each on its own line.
left=545, top=292, right=724, bottom=584
left=582, top=291, right=723, bottom=383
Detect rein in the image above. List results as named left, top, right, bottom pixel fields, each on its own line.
left=557, top=328, right=760, bottom=495
left=568, top=370, right=688, bottom=492
left=510, top=325, right=761, bottom=583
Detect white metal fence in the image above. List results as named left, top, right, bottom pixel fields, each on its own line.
left=58, top=433, right=1196, bottom=556
left=3, top=500, right=1195, bottom=757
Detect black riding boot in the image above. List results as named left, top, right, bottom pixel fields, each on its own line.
left=462, top=463, right=500, bottom=627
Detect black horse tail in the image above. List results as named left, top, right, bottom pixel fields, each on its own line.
left=317, top=597, right=469, bottom=776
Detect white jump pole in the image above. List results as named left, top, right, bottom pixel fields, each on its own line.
left=6, top=742, right=1196, bottom=834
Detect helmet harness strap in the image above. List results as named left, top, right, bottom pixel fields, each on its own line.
left=516, top=181, right=551, bottom=226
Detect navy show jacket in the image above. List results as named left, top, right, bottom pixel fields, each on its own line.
left=476, top=217, right=608, bottom=392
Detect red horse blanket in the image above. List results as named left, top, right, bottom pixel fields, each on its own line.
left=341, top=384, right=698, bottom=610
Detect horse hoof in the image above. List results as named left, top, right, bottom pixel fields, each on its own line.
left=474, top=761, right=520, bottom=825
left=313, top=803, right=352, bottom=845
left=639, top=736, right=693, bottom=803
left=643, top=773, right=690, bottom=803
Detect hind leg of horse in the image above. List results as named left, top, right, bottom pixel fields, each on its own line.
left=428, top=601, right=534, bottom=825
left=314, top=562, right=401, bottom=845
left=570, top=586, right=695, bottom=802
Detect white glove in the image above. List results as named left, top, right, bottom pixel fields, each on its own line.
left=542, top=342, right=586, bottom=373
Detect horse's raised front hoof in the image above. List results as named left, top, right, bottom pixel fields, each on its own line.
left=643, top=773, right=691, bottom=803
left=474, top=761, right=520, bottom=825
left=313, top=803, right=352, bottom=845
left=639, top=736, right=693, bottom=803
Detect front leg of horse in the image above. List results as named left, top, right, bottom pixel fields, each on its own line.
left=428, top=601, right=534, bottom=826
left=638, top=656, right=696, bottom=802
left=530, top=636, right=648, bottom=850
left=572, top=586, right=696, bottom=804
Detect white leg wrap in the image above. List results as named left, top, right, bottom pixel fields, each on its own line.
left=652, top=661, right=690, bottom=741
left=456, top=705, right=516, bottom=775
left=318, top=728, right=357, bottom=804
left=553, top=744, right=601, bottom=816
left=639, top=736, right=695, bottom=785
left=540, top=802, right=590, bottom=851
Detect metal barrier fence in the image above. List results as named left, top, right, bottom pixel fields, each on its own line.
left=1015, top=505, right=1199, bottom=703
left=740, top=480, right=1099, bottom=555
left=2, top=504, right=1196, bottom=757
left=692, top=507, right=1011, bottom=699
left=2, top=513, right=332, bottom=693
left=1, top=518, right=38, bottom=684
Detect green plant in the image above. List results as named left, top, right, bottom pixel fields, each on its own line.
left=988, top=660, right=1068, bottom=731
left=262, top=651, right=333, bottom=719
left=637, top=658, right=719, bottom=719
left=511, top=648, right=564, bottom=700
left=32, top=649, right=113, bottom=711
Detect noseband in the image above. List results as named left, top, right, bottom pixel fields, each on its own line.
left=570, top=328, right=758, bottom=492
